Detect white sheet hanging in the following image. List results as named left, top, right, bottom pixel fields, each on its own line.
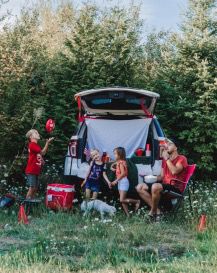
left=85, top=118, right=152, bottom=159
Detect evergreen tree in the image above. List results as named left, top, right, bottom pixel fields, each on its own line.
left=145, top=0, right=217, bottom=177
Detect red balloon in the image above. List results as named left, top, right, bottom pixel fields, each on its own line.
left=45, top=119, right=55, bottom=133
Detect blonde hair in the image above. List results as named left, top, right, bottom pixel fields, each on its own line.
left=90, top=149, right=100, bottom=159
left=26, top=129, right=38, bottom=139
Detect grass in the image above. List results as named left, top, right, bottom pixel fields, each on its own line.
left=0, top=199, right=217, bottom=273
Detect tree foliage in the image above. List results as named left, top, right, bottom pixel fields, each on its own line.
left=149, top=0, right=217, bottom=177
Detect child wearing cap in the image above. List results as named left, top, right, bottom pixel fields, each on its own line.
left=25, top=129, right=54, bottom=199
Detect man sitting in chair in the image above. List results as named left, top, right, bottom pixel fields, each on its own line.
left=136, top=138, right=188, bottom=220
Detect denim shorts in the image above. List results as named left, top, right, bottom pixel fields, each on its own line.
left=85, top=179, right=100, bottom=193
left=118, top=177, right=129, bottom=191
left=26, top=174, right=39, bottom=188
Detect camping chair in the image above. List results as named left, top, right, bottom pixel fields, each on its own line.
left=161, top=164, right=196, bottom=215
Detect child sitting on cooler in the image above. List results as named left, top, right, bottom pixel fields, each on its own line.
left=82, top=149, right=111, bottom=200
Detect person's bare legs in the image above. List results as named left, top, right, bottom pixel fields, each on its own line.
left=119, top=191, right=129, bottom=216
left=26, top=187, right=36, bottom=199
left=136, top=184, right=152, bottom=207
left=33, top=187, right=38, bottom=199
left=136, top=183, right=161, bottom=216
left=85, top=189, right=91, bottom=200
left=151, top=183, right=163, bottom=215
left=92, top=191, right=98, bottom=200
left=119, top=191, right=140, bottom=216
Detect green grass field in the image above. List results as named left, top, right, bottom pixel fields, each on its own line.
left=0, top=194, right=217, bottom=273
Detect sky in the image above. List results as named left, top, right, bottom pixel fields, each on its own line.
left=0, top=0, right=188, bottom=32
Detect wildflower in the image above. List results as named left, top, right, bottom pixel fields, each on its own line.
left=101, top=219, right=113, bottom=224
left=118, top=224, right=125, bottom=232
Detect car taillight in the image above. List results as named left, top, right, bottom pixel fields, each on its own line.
left=69, top=140, right=78, bottom=157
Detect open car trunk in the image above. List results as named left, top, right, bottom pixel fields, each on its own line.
left=64, top=87, right=163, bottom=180
left=75, top=87, right=160, bottom=116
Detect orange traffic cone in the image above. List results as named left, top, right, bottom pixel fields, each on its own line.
left=197, top=214, right=207, bottom=232
left=18, top=204, right=29, bottom=224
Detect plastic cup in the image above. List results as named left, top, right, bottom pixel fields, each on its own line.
left=158, top=137, right=166, bottom=146
left=136, top=149, right=143, bottom=157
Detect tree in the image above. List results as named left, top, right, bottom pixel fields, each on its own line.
left=143, top=0, right=217, bottom=177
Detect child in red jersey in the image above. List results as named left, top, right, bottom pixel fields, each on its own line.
left=25, top=129, right=54, bottom=199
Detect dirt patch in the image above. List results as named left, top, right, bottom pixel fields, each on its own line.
left=0, top=237, right=31, bottom=252
left=132, top=243, right=186, bottom=260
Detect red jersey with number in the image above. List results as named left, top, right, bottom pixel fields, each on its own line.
left=25, top=142, right=43, bottom=175
left=162, top=155, right=188, bottom=192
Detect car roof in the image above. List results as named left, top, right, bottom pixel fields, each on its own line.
left=74, top=87, right=160, bottom=100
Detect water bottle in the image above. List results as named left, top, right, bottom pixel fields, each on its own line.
left=145, top=144, right=151, bottom=157
left=101, top=152, right=107, bottom=163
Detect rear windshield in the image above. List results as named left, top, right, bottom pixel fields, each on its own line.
left=83, top=91, right=153, bottom=110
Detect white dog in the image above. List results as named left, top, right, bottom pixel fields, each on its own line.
left=81, top=200, right=116, bottom=219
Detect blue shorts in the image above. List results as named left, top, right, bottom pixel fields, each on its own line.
left=118, top=177, right=129, bottom=191
left=26, top=174, right=39, bottom=188
left=85, top=179, right=100, bottom=193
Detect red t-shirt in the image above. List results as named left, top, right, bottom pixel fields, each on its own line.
left=25, top=142, right=43, bottom=175
left=162, top=155, right=188, bottom=192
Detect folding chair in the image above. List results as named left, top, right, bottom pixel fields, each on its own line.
left=161, top=164, right=196, bottom=215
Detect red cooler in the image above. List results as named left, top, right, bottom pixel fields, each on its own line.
left=46, top=184, right=75, bottom=210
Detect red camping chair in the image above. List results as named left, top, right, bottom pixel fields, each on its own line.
left=161, top=164, right=196, bottom=214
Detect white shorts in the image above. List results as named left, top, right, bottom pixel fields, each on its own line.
left=118, top=177, right=129, bottom=191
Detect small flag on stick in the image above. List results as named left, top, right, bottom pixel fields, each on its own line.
left=84, top=142, right=91, bottom=161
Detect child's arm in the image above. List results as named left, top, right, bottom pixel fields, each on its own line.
left=41, top=138, right=54, bottom=156
left=111, top=163, right=126, bottom=186
left=81, top=161, right=93, bottom=188
left=81, top=180, right=86, bottom=188
left=110, top=162, right=116, bottom=172
left=103, top=172, right=111, bottom=189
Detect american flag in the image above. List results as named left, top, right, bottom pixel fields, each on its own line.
left=84, top=142, right=91, bottom=161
